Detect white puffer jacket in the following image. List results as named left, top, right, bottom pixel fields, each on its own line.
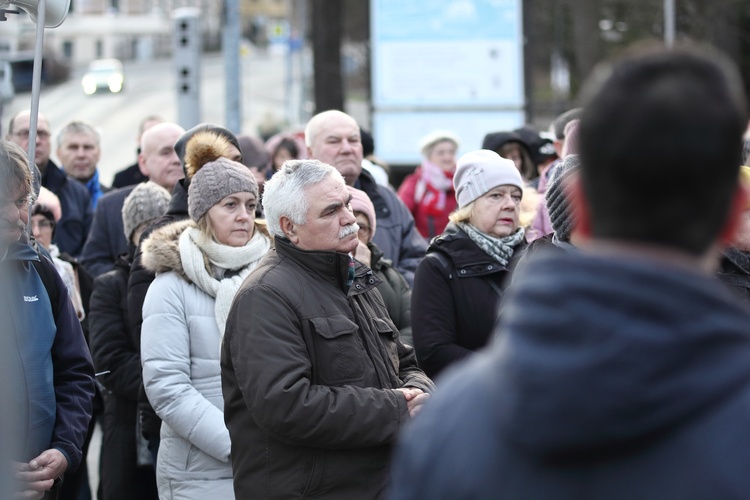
left=141, top=221, right=234, bottom=500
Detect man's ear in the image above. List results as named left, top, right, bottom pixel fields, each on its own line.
left=137, top=152, right=149, bottom=177
left=718, top=181, right=750, bottom=246
left=280, top=216, right=299, bottom=244
left=569, top=174, right=592, bottom=239
left=306, top=146, right=314, bottom=159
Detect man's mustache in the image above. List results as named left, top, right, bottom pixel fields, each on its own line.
left=339, top=222, right=360, bottom=239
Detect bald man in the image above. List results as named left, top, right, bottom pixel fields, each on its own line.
left=81, top=123, right=185, bottom=277
left=305, top=110, right=426, bottom=284
left=7, top=110, right=93, bottom=257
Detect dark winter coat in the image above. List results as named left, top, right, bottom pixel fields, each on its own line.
left=222, top=237, right=434, bottom=500
left=42, top=160, right=94, bottom=257
left=411, top=223, right=526, bottom=379
left=81, top=186, right=134, bottom=278
left=718, top=247, right=750, bottom=302
left=356, top=169, right=427, bottom=285
left=112, top=162, right=147, bottom=189
left=390, top=249, right=750, bottom=500
left=370, top=242, right=413, bottom=346
left=127, top=179, right=189, bottom=441
left=89, top=254, right=157, bottom=500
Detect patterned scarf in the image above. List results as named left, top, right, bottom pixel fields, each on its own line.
left=179, top=227, right=270, bottom=337
left=458, top=222, right=525, bottom=268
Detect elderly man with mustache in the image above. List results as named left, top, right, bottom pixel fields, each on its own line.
left=221, top=159, right=434, bottom=500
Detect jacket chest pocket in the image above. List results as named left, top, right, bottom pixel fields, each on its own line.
left=308, top=315, right=366, bottom=385
left=372, top=317, right=400, bottom=375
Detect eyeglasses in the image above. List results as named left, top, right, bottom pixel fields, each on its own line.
left=32, top=219, right=54, bottom=231
left=12, top=129, right=51, bottom=140
left=357, top=225, right=371, bottom=238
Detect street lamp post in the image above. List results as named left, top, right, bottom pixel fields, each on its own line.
left=664, top=0, right=675, bottom=48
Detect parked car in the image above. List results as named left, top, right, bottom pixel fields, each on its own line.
left=81, top=58, right=124, bottom=95
left=0, top=61, right=14, bottom=103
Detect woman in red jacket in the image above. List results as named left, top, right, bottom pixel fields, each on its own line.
left=398, top=131, right=459, bottom=240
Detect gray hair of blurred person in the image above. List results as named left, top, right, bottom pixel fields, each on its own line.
left=262, top=159, right=342, bottom=237
left=56, top=121, right=101, bottom=148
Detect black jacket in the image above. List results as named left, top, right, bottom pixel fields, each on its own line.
left=112, top=163, right=147, bottom=189
left=81, top=186, right=134, bottom=278
left=411, top=223, right=526, bottom=379
left=127, top=179, right=189, bottom=440
left=89, top=254, right=158, bottom=500
left=42, top=160, right=93, bottom=257
left=370, top=243, right=412, bottom=346
left=718, top=247, right=750, bottom=302
left=391, top=250, right=750, bottom=500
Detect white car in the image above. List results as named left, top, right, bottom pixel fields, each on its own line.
left=81, top=59, right=124, bottom=95
left=0, top=61, right=14, bottom=103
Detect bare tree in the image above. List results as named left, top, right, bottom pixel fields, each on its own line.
left=311, top=0, right=344, bottom=113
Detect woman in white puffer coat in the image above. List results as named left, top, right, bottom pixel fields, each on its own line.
left=140, top=131, right=271, bottom=500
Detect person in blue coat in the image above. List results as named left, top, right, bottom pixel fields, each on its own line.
left=1, top=139, right=95, bottom=499
left=389, top=44, right=750, bottom=499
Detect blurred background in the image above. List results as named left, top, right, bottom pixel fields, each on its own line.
left=1, top=0, right=749, bottom=183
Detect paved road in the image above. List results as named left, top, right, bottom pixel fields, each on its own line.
left=3, top=49, right=291, bottom=185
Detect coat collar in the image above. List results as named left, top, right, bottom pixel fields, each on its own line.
left=429, top=223, right=526, bottom=275
left=41, top=159, right=67, bottom=192
left=274, top=236, right=380, bottom=295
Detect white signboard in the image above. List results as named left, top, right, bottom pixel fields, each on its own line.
left=371, top=0, right=524, bottom=164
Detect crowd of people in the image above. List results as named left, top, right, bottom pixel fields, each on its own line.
left=4, top=41, right=750, bottom=499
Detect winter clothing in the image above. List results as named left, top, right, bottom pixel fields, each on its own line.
left=527, top=159, right=558, bottom=242
left=81, top=186, right=134, bottom=278
left=418, top=130, right=459, bottom=156
left=49, top=244, right=86, bottom=321
left=187, top=158, right=257, bottom=221
left=348, top=186, right=378, bottom=237
left=121, top=182, right=171, bottom=242
left=545, top=154, right=581, bottom=242
left=140, top=220, right=270, bottom=500
left=42, top=159, right=94, bottom=257
left=127, top=180, right=189, bottom=444
left=89, top=254, right=158, bottom=500
left=355, top=169, right=427, bottom=286
left=84, top=169, right=108, bottom=209
left=718, top=247, right=750, bottom=302
left=370, top=243, right=413, bottom=346
left=1, top=242, right=95, bottom=472
left=174, top=124, right=241, bottom=186
left=412, top=223, right=526, bottom=379
left=453, top=150, right=524, bottom=208
left=398, top=164, right=457, bottom=239
left=112, top=162, right=148, bottom=189
left=391, top=249, right=750, bottom=499
left=222, top=236, right=434, bottom=500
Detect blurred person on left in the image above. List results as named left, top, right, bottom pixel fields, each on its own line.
left=0, top=140, right=95, bottom=500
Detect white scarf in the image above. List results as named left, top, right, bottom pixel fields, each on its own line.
left=179, top=227, right=270, bottom=337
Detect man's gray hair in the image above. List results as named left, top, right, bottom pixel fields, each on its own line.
left=263, top=159, right=342, bottom=237
left=56, top=121, right=101, bottom=147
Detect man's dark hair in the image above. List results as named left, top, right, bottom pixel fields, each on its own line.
left=579, top=44, right=747, bottom=255
left=552, top=108, right=583, bottom=140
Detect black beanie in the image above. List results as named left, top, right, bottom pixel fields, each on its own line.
left=174, top=123, right=241, bottom=186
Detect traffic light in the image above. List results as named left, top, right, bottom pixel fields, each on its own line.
left=172, top=7, right=201, bottom=128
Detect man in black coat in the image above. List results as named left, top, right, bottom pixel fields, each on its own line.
left=7, top=111, right=93, bottom=257
left=390, top=44, right=750, bottom=499
left=80, top=123, right=185, bottom=277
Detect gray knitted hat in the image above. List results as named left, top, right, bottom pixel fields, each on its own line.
left=122, top=181, right=171, bottom=241
left=545, top=154, right=581, bottom=242
left=188, top=158, right=258, bottom=222
left=453, top=149, right=524, bottom=208
left=183, top=130, right=259, bottom=222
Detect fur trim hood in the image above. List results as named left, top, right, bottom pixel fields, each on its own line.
left=141, top=219, right=195, bottom=281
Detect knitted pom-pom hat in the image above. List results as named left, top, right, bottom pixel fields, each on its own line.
left=185, top=131, right=258, bottom=222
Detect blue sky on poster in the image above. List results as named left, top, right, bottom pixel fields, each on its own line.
left=373, top=0, right=519, bottom=42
